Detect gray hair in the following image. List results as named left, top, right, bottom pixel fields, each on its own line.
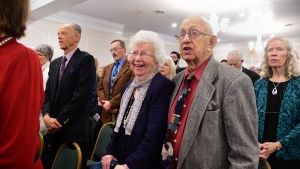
left=226, top=49, right=243, bottom=61
left=34, top=44, right=54, bottom=61
left=129, top=30, right=166, bottom=68
left=260, top=36, right=300, bottom=79
left=69, top=23, right=81, bottom=43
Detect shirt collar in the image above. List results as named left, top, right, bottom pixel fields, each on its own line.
left=184, top=56, right=211, bottom=82
left=65, top=48, right=78, bottom=61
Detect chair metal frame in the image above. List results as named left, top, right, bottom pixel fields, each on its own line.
left=90, top=122, right=115, bottom=160
left=258, top=159, right=271, bottom=169
left=38, top=132, right=44, bottom=159
left=86, top=122, right=115, bottom=167
left=51, top=142, right=82, bottom=169
left=263, top=159, right=271, bottom=169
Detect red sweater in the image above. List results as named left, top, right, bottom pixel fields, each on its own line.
left=0, top=37, right=44, bottom=169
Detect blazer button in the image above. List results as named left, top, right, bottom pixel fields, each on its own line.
left=64, top=119, right=69, bottom=124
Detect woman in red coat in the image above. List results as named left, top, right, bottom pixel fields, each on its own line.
left=0, top=0, right=44, bottom=168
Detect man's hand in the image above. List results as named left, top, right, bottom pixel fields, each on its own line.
left=43, top=113, right=62, bottom=134
left=102, top=100, right=112, bottom=111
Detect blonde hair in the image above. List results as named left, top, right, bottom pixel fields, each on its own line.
left=260, top=36, right=300, bottom=79
left=162, top=56, right=176, bottom=79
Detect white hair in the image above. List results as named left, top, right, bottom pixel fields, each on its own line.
left=129, top=30, right=166, bottom=68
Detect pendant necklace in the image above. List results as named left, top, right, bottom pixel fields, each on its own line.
left=272, top=82, right=281, bottom=95
left=0, top=37, right=13, bottom=46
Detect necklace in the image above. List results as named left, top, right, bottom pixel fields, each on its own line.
left=0, top=37, right=13, bottom=46
left=272, top=82, right=281, bottom=95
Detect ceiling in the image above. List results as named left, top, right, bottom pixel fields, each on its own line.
left=30, top=0, right=300, bottom=45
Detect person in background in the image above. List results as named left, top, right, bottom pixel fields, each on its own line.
left=0, top=0, right=44, bottom=168
left=255, top=36, right=300, bottom=169
left=249, top=65, right=256, bottom=71
left=88, top=58, right=101, bottom=157
left=227, top=49, right=260, bottom=85
left=34, top=44, right=54, bottom=169
left=100, top=30, right=175, bottom=169
left=35, top=44, right=54, bottom=135
left=170, top=51, right=181, bottom=69
left=220, top=59, right=228, bottom=65
left=162, top=16, right=259, bottom=169
left=254, top=68, right=262, bottom=76
left=160, top=56, right=176, bottom=80
left=97, top=40, right=134, bottom=124
left=171, top=51, right=185, bottom=74
left=42, top=23, right=96, bottom=168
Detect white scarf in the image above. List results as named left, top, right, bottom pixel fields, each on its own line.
left=114, top=72, right=157, bottom=135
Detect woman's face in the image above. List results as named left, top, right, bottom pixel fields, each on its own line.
left=159, top=59, right=171, bottom=78
left=36, top=52, right=49, bottom=65
left=267, top=39, right=289, bottom=68
left=129, top=43, right=158, bottom=81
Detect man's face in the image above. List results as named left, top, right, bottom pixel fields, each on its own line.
left=170, top=54, right=178, bottom=62
left=178, top=17, right=216, bottom=69
left=227, top=53, right=243, bottom=70
left=58, top=24, right=80, bottom=52
left=110, top=41, right=126, bottom=62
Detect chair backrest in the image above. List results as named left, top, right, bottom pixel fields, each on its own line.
left=258, top=159, right=271, bottom=169
left=38, top=132, right=44, bottom=159
left=91, top=122, right=115, bottom=160
left=52, top=142, right=82, bottom=169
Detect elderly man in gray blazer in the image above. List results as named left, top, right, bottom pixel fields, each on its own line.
left=162, top=16, right=259, bottom=169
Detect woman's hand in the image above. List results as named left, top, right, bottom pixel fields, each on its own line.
left=259, top=142, right=278, bottom=159
left=101, top=155, right=116, bottom=169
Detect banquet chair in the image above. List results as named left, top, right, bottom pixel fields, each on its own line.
left=51, top=142, right=82, bottom=169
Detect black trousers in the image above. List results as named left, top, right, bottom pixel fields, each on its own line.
left=268, top=154, right=300, bottom=169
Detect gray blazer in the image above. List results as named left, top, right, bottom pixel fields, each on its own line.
left=172, top=57, right=259, bottom=169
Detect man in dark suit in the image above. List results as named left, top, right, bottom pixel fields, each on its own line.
left=227, top=49, right=260, bottom=85
left=97, top=40, right=134, bottom=124
left=42, top=23, right=95, bottom=168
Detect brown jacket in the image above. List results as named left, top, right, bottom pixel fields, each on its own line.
left=97, top=59, right=134, bottom=123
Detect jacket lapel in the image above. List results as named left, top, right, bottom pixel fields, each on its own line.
left=114, top=59, right=130, bottom=83
left=177, top=57, right=217, bottom=168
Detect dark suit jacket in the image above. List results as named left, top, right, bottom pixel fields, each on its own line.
left=97, top=59, right=134, bottom=123
left=172, top=57, right=259, bottom=169
left=176, top=67, right=186, bottom=74
left=242, top=67, right=260, bottom=85
left=42, top=48, right=96, bottom=142
left=106, top=73, right=175, bottom=169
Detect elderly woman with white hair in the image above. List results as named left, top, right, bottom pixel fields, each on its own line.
left=255, top=36, right=300, bottom=169
left=160, top=56, right=176, bottom=80
left=99, top=30, right=175, bottom=169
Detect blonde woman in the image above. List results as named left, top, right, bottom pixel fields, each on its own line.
left=159, top=56, right=176, bottom=80
left=255, top=36, right=300, bottom=168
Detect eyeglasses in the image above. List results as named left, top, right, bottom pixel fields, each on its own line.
left=109, top=47, right=122, bottom=53
left=176, top=30, right=211, bottom=40
left=128, top=51, right=154, bottom=58
left=37, top=53, right=46, bottom=57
